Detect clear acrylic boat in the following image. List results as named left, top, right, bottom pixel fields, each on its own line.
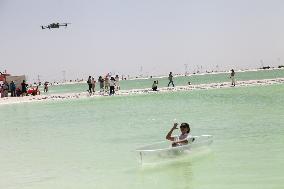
left=136, top=135, right=213, bottom=164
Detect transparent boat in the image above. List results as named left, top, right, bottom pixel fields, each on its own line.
left=136, top=135, right=213, bottom=164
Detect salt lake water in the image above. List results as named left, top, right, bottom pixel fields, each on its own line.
left=0, top=70, right=284, bottom=189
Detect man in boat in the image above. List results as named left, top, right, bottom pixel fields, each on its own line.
left=166, top=123, right=192, bottom=147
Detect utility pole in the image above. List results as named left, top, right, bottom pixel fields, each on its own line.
left=139, top=66, right=143, bottom=77
left=37, top=74, right=41, bottom=85
left=62, top=70, right=66, bottom=83
left=184, top=64, right=188, bottom=76
left=260, top=59, right=264, bottom=68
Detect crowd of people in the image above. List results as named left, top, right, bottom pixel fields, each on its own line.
left=1, top=69, right=237, bottom=98
left=90, top=70, right=237, bottom=95
left=87, top=75, right=120, bottom=95
left=87, top=72, right=179, bottom=95
left=0, top=80, right=41, bottom=98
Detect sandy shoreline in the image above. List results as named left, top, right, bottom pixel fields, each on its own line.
left=1, top=77, right=284, bottom=106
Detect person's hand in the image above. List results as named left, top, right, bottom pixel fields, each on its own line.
left=173, top=123, right=178, bottom=129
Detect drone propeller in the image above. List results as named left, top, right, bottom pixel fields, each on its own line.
left=62, top=23, right=71, bottom=28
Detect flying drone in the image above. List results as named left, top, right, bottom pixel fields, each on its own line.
left=41, top=23, right=71, bottom=30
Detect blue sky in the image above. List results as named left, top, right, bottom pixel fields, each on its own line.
left=0, top=0, right=283, bottom=82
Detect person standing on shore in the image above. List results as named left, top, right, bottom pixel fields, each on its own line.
left=109, top=77, right=115, bottom=95
left=10, top=81, right=16, bottom=97
left=115, top=75, right=120, bottom=90
left=167, top=72, right=174, bottom=87
left=0, top=83, right=3, bottom=98
left=98, top=76, right=104, bottom=93
left=44, top=81, right=49, bottom=93
left=87, top=76, right=92, bottom=94
left=21, top=80, right=28, bottom=96
left=3, top=81, right=9, bottom=97
left=91, top=77, right=96, bottom=93
left=230, top=69, right=236, bottom=86
left=104, top=76, right=109, bottom=93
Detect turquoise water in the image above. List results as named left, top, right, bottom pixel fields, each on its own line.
left=44, top=69, right=284, bottom=94
left=1, top=83, right=284, bottom=189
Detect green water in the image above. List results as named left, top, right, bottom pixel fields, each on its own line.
left=44, top=69, right=284, bottom=94
left=1, top=83, right=284, bottom=189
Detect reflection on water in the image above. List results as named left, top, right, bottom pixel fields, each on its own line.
left=137, top=159, right=193, bottom=189
left=134, top=149, right=213, bottom=189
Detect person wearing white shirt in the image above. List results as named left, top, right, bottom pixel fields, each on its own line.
left=166, top=122, right=192, bottom=147
left=109, top=77, right=115, bottom=95
left=115, top=75, right=120, bottom=90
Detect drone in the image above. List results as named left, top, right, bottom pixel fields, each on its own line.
left=41, top=23, right=71, bottom=30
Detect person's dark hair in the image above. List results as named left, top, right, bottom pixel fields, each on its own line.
left=180, top=123, right=190, bottom=133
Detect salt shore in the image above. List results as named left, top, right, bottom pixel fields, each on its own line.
left=43, top=68, right=284, bottom=86
left=1, top=77, right=284, bottom=106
